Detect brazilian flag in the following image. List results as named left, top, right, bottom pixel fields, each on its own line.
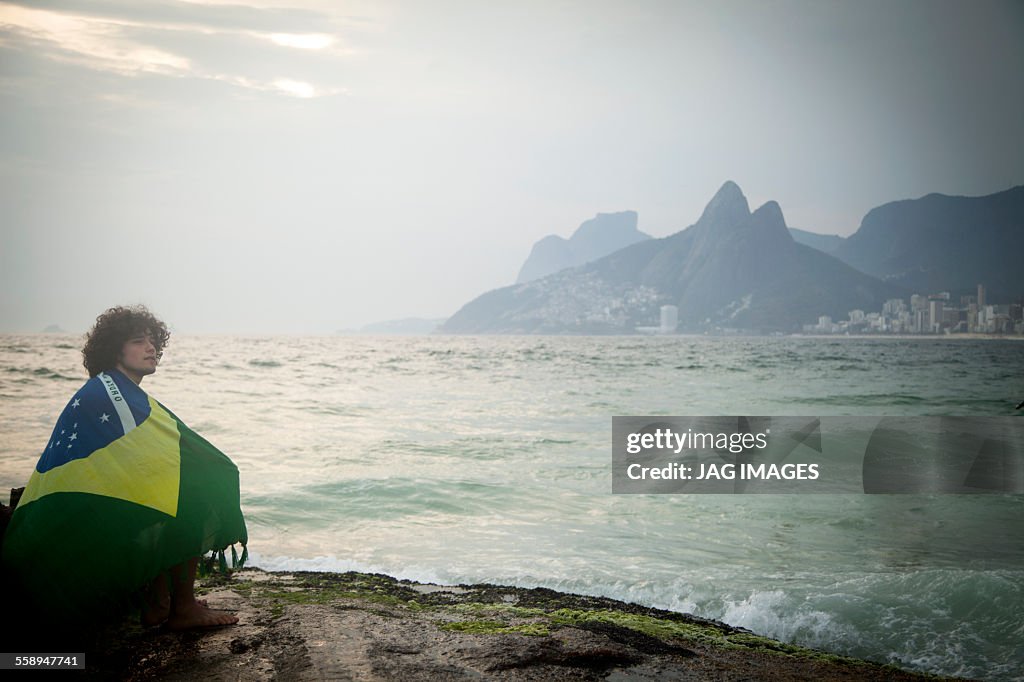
left=1, top=368, right=247, bottom=617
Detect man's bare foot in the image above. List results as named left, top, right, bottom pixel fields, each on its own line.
left=142, top=598, right=210, bottom=627
left=166, top=601, right=238, bottom=631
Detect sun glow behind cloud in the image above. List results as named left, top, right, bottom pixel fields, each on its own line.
left=0, top=1, right=340, bottom=97
left=271, top=78, right=316, bottom=98
left=269, top=32, right=333, bottom=50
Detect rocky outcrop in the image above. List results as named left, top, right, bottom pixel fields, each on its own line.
left=34, top=568, right=948, bottom=681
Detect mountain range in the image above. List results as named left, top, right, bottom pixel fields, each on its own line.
left=442, top=182, right=907, bottom=333
left=441, top=182, right=1022, bottom=334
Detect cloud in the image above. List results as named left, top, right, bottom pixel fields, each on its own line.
left=0, top=3, right=191, bottom=75
left=0, top=0, right=348, bottom=97
left=219, top=74, right=344, bottom=98
left=271, top=78, right=315, bottom=98
left=268, top=32, right=334, bottom=50
left=2, top=0, right=337, bottom=34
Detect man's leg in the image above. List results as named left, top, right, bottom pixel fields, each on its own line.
left=141, top=572, right=171, bottom=627
left=165, top=557, right=238, bottom=630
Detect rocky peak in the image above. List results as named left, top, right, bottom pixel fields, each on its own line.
left=573, top=211, right=639, bottom=240
left=750, top=200, right=793, bottom=243
left=695, top=181, right=751, bottom=229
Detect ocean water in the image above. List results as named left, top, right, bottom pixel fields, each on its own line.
left=2, top=334, right=1022, bottom=679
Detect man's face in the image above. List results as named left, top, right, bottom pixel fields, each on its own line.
left=117, top=329, right=158, bottom=382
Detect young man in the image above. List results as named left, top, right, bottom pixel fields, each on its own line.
left=2, top=305, right=247, bottom=630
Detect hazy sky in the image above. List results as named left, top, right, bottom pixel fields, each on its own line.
left=2, top=0, right=1022, bottom=333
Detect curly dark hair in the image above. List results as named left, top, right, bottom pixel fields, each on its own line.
left=82, top=305, right=171, bottom=377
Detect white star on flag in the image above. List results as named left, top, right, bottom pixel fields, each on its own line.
left=72, top=398, right=81, bottom=408
left=69, top=433, right=77, bottom=441
left=100, top=413, right=110, bottom=423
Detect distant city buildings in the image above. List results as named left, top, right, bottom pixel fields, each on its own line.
left=660, top=305, right=678, bottom=333
left=804, top=284, right=1024, bottom=335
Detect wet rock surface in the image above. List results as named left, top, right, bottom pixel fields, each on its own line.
left=47, top=569, right=958, bottom=681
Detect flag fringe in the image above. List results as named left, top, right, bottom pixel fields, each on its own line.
left=197, top=542, right=247, bottom=577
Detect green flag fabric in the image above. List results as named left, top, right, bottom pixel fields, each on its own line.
left=1, top=368, right=247, bottom=617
